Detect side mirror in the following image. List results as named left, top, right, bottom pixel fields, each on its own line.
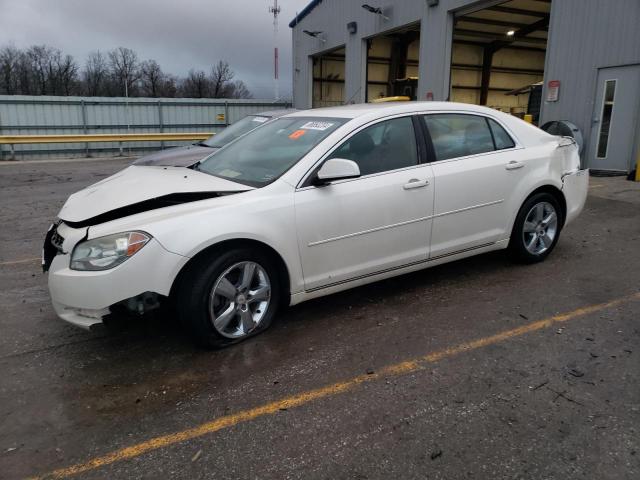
left=314, top=158, right=361, bottom=185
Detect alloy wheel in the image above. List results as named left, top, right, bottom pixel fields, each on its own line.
left=209, top=261, right=271, bottom=339
left=522, top=201, right=558, bottom=255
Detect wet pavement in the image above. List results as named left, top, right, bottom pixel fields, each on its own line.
left=0, top=158, right=639, bottom=479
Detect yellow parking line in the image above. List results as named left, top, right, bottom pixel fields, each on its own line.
left=27, top=291, right=640, bottom=480
left=0, top=257, right=40, bottom=266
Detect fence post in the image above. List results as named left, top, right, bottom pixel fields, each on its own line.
left=81, top=99, right=90, bottom=157
left=224, top=101, right=229, bottom=127
left=158, top=100, right=165, bottom=150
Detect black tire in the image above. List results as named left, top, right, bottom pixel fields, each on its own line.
left=508, top=192, right=563, bottom=264
left=174, top=247, right=281, bottom=349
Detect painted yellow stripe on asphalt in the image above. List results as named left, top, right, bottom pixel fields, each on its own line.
left=27, top=291, right=640, bottom=480
left=0, top=257, right=40, bottom=266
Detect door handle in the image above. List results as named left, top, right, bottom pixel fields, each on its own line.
left=403, top=178, right=430, bottom=190
left=505, top=161, right=524, bottom=170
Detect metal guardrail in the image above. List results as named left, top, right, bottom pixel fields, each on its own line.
left=0, top=133, right=213, bottom=160
left=0, top=133, right=212, bottom=144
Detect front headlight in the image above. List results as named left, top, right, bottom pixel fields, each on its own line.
left=70, top=231, right=151, bottom=271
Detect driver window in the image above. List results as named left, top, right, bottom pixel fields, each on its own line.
left=328, top=116, right=418, bottom=176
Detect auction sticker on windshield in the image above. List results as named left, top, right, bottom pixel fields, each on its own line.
left=289, top=130, right=306, bottom=140
left=300, top=121, right=334, bottom=131
left=251, top=116, right=269, bottom=123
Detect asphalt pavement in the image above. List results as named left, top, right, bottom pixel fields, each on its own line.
left=0, top=157, right=639, bottom=480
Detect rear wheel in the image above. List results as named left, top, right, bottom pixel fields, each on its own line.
left=175, top=248, right=281, bottom=348
left=509, top=192, right=562, bottom=264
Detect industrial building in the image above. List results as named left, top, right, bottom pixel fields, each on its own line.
left=289, top=0, right=640, bottom=173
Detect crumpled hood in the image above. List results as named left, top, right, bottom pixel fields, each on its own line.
left=132, top=145, right=219, bottom=167
left=59, top=166, right=253, bottom=225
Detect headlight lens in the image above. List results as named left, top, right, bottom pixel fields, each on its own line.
left=70, top=231, right=151, bottom=271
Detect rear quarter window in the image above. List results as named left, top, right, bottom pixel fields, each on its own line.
left=488, top=118, right=516, bottom=150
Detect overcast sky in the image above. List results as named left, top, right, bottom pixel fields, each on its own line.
left=0, top=0, right=310, bottom=99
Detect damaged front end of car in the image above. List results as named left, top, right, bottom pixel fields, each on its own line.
left=43, top=165, right=253, bottom=330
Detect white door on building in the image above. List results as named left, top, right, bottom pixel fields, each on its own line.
left=588, top=65, right=640, bottom=172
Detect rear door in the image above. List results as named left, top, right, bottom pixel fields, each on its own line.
left=423, top=113, right=524, bottom=258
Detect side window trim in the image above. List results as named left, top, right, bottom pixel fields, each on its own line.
left=411, top=115, right=430, bottom=165
left=416, top=114, right=437, bottom=164
left=299, top=114, right=421, bottom=188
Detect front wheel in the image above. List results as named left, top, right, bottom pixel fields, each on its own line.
left=175, top=248, right=281, bottom=349
left=508, top=193, right=562, bottom=264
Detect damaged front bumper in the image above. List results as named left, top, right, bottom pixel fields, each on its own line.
left=562, top=168, right=589, bottom=226
left=45, top=222, right=189, bottom=330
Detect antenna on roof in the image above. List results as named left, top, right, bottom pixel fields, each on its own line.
left=269, top=0, right=281, bottom=101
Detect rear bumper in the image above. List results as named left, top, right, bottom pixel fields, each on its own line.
left=562, top=169, right=589, bottom=226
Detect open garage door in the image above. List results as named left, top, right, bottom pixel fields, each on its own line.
left=451, top=0, right=551, bottom=123
left=366, top=23, right=420, bottom=102
left=312, top=46, right=345, bottom=108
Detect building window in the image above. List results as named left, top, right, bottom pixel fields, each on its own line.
left=596, top=79, right=617, bottom=159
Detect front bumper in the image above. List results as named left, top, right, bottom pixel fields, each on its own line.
left=562, top=168, right=589, bottom=226
left=47, top=223, right=189, bottom=329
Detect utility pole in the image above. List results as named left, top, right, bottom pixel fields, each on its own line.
left=269, top=0, right=281, bottom=101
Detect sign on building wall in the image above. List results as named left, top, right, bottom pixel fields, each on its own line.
left=547, top=80, right=561, bottom=102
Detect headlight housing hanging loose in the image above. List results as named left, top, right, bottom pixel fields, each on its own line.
left=70, top=231, right=151, bottom=271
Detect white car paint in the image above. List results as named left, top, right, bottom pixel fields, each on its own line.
left=46, top=102, right=588, bottom=329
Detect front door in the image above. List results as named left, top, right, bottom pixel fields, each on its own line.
left=295, top=115, right=434, bottom=291
left=589, top=65, right=640, bottom=172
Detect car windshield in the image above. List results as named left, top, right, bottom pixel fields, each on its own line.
left=196, top=117, right=347, bottom=187
left=200, top=115, right=273, bottom=148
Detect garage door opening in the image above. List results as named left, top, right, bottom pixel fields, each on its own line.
left=312, top=46, right=345, bottom=108
left=451, top=0, right=551, bottom=123
left=366, top=23, right=420, bottom=102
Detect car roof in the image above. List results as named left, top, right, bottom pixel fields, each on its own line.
left=284, top=101, right=509, bottom=119
left=282, top=101, right=552, bottom=146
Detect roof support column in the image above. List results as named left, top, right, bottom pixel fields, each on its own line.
left=479, top=46, right=495, bottom=105
left=344, top=36, right=367, bottom=104
left=418, top=5, right=455, bottom=101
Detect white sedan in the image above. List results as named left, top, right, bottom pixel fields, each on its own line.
left=44, top=102, right=588, bottom=348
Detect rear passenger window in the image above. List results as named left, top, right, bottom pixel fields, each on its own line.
left=488, top=118, right=515, bottom=150
left=424, top=114, right=494, bottom=161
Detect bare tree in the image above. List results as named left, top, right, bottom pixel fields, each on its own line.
left=1, top=43, right=253, bottom=99
left=25, top=45, right=57, bottom=94
left=227, top=79, right=252, bottom=99
left=210, top=60, right=234, bottom=98
left=55, top=54, right=79, bottom=95
left=83, top=51, right=109, bottom=96
left=0, top=45, right=21, bottom=94
left=180, top=69, right=210, bottom=98
left=108, top=47, right=140, bottom=96
left=159, top=73, right=178, bottom=98
left=140, top=59, right=164, bottom=97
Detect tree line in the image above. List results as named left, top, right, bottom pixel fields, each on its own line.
left=0, top=45, right=252, bottom=99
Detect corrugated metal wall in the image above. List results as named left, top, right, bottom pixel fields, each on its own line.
left=0, top=96, right=291, bottom=160
left=292, top=0, right=640, bottom=171
left=540, top=0, right=640, bottom=166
